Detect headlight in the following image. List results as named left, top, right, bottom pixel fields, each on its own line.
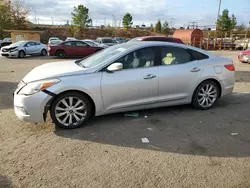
left=10, top=48, right=18, bottom=52
left=18, top=79, right=60, bottom=95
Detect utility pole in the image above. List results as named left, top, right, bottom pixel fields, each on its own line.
left=215, top=0, right=222, bottom=48
left=34, top=10, right=37, bottom=24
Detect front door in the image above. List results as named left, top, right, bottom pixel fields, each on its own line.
left=158, top=46, right=203, bottom=102
left=101, top=47, right=158, bottom=111
left=24, top=42, right=37, bottom=55
left=75, top=41, right=95, bottom=56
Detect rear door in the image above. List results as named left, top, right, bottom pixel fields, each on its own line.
left=158, top=46, right=203, bottom=102
left=75, top=41, right=95, bottom=56
left=64, top=41, right=77, bottom=56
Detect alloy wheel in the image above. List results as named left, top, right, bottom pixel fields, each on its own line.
left=197, top=84, right=218, bottom=108
left=55, top=97, right=87, bottom=126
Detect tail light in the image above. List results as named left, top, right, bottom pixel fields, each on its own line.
left=224, top=64, right=235, bottom=71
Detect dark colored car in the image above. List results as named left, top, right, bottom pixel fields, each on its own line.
left=130, top=36, right=184, bottom=44
left=0, top=38, right=12, bottom=49
left=48, top=40, right=103, bottom=58
left=238, top=49, right=250, bottom=64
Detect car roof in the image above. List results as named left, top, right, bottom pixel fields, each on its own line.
left=122, top=41, right=215, bottom=57
left=133, top=36, right=181, bottom=40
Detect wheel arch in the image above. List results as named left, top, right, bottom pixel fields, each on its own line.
left=48, top=89, right=96, bottom=116
left=193, top=78, right=222, bottom=98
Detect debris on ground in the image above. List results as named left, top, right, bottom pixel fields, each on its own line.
left=125, top=112, right=139, bottom=117
left=147, top=128, right=153, bottom=131
left=231, top=132, right=239, bottom=136
left=141, top=138, right=150, bottom=143
left=144, top=115, right=148, bottom=118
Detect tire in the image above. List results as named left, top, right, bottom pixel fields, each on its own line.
left=41, top=49, right=47, bottom=56
left=192, top=80, right=219, bottom=110
left=56, top=50, right=66, bottom=58
left=50, top=92, right=93, bottom=129
left=18, top=50, right=25, bottom=58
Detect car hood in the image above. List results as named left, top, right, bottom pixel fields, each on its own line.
left=23, top=60, right=86, bottom=83
left=242, top=50, right=250, bottom=55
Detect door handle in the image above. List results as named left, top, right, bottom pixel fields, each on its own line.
left=144, top=74, right=156, bottom=79
left=190, top=67, right=201, bottom=72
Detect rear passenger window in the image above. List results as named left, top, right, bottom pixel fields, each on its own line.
left=160, top=46, right=192, bottom=65
left=188, top=49, right=209, bottom=60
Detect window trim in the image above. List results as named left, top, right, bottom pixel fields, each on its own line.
left=63, top=41, right=76, bottom=46
left=99, top=46, right=158, bottom=72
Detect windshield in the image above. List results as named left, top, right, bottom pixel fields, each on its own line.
left=9, top=41, right=25, bottom=47
left=79, top=43, right=135, bottom=68
left=51, top=40, right=62, bottom=44
left=103, top=38, right=115, bottom=43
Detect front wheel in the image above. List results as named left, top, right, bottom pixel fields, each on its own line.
left=192, top=81, right=219, bottom=110
left=50, top=92, right=93, bottom=129
left=18, top=50, right=25, bottom=58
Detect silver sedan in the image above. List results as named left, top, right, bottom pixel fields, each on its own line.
left=14, top=42, right=235, bottom=129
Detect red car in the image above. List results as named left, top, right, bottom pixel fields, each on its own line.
left=48, top=40, right=103, bottom=58
left=238, top=49, right=250, bottom=63
left=130, top=36, right=184, bottom=44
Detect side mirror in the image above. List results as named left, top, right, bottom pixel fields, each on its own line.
left=107, top=63, right=123, bottom=72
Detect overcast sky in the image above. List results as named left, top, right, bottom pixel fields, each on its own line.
left=25, top=0, right=250, bottom=28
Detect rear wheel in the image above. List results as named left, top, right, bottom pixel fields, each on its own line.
left=18, top=50, right=25, bottom=58
left=50, top=92, right=93, bottom=129
left=41, top=49, right=47, bottom=56
left=192, top=80, right=219, bottom=110
left=56, top=50, right=66, bottom=58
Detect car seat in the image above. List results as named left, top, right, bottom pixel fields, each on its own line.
left=131, top=51, right=140, bottom=68
left=162, top=53, right=175, bottom=65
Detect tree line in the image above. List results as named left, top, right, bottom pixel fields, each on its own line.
left=0, top=2, right=249, bottom=38
left=0, top=0, right=30, bottom=37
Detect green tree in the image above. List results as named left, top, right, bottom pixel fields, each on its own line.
left=71, top=4, right=92, bottom=37
left=68, top=25, right=78, bottom=37
left=0, top=4, right=12, bottom=37
left=150, top=23, right=154, bottom=32
left=122, top=13, right=133, bottom=29
left=231, top=14, right=237, bottom=31
left=217, top=9, right=237, bottom=37
left=11, top=0, right=29, bottom=29
left=162, top=21, right=169, bottom=34
left=155, top=20, right=162, bottom=33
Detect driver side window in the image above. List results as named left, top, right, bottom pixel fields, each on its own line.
left=115, top=47, right=156, bottom=70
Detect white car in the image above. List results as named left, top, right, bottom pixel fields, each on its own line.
left=48, top=37, right=60, bottom=44
left=65, top=37, right=77, bottom=41
left=82, top=39, right=108, bottom=48
left=1, top=41, right=48, bottom=58
left=14, top=42, right=235, bottom=129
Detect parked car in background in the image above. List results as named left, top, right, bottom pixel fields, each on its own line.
left=96, top=37, right=117, bottom=46
left=48, top=39, right=63, bottom=47
left=130, top=36, right=184, bottom=44
left=0, top=38, right=12, bottom=48
left=238, top=49, right=250, bottom=63
left=14, top=42, right=235, bottom=129
left=65, top=37, right=77, bottom=41
left=48, top=40, right=103, bottom=58
left=113, top=37, right=127, bottom=43
left=83, top=39, right=108, bottom=48
left=48, top=37, right=60, bottom=44
left=1, top=41, right=47, bottom=58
